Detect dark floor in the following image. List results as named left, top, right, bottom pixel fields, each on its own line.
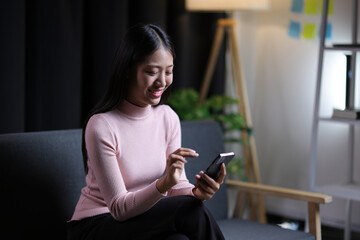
left=267, top=214, right=360, bottom=240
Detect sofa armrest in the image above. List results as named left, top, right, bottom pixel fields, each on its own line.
left=226, top=179, right=332, bottom=239
left=226, top=179, right=332, bottom=203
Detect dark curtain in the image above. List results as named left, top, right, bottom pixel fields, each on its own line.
left=0, top=0, right=225, bottom=134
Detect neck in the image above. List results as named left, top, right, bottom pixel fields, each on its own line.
left=118, top=100, right=152, bottom=119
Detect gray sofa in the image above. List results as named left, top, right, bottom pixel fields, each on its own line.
left=0, top=120, right=329, bottom=239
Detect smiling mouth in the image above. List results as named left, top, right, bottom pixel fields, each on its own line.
left=149, top=89, right=164, bottom=98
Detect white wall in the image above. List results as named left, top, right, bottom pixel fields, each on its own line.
left=226, top=0, right=360, bottom=230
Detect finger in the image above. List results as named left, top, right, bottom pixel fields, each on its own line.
left=197, top=183, right=214, bottom=196
left=200, top=171, right=217, bottom=185
left=196, top=174, right=217, bottom=195
left=194, top=182, right=214, bottom=199
left=197, top=189, right=212, bottom=200
left=193, top=181, right=212, bottom=199
left=168, top=154, right=187, bottom=164
left=177, top=147, right=197, bottom=153
left=200, top=172, right=220, bottom=191
left=216, top=163, right=227, bottom=184
left=174, top=148, right=199, bottom=158
left=172, top=162, right=184, bottom=170
left=192, top=187, right=211, bottom=201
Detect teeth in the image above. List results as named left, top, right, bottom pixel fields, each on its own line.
left=150, top=90, right=163, bottom=94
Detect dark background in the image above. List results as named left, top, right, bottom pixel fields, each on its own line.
left=0, top=0, right=226, bottom=133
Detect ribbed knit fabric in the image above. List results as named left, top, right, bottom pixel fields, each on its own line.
left=71, top=101, right=194, bottom=222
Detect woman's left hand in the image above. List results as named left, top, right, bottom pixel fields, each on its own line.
left=192, top=163, right=226, bottom=201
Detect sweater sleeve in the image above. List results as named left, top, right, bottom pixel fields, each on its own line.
left=85, top=115, right=165, bottom=221
left=164, top=107, right=195, bottom=197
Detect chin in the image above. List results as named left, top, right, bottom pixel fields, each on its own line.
left=149, top=98, right=162, bottom=106
left=150, top=101, right=161, bottom=106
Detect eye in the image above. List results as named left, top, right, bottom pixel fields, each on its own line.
left=146, top=71, right=158, bottom=76
left=166, top=67, right=174, bottom=76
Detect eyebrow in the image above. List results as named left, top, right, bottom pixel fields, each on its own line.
left=146, top=64, right=174, bottom=68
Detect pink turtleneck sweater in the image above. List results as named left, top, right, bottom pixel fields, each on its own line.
left=70, top=101, right=195, bottom=222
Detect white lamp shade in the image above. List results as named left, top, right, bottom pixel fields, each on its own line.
left=185, top=0, right=269, bottom=11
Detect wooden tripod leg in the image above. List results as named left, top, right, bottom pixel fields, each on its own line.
left=248, top=135, right=267, bottom=223
left=199, top=22, right=225, bottom=104
left=228, top=22, right=267, bottom=224
left=242, top=133, right=258, bottom=221
left=233, top=190, right=247, bottom=218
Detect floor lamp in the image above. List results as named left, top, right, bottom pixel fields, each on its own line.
left=185, top=0, right=269, bottom=223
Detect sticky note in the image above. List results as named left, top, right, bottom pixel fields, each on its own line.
left=328, top=0, right=334, bottom=15
left=305, top=0, right=318, bottom=14
left=288, top=21, right=301, bottom=38
left=320, top=0, right=334, bottom=15
left=326, top=23, right=332, bottom=39
left=303, top=23, right=317, bottom=39
left=291, top=0, right=304, bottom=13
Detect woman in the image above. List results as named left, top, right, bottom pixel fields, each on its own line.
left=68, top=23, right=226, bottom=240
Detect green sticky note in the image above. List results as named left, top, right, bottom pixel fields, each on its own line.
left=303, top=23, right=317, bottom=39
left=320, top=0, right=333, bottom=15
left=305, top=0, right=318, bottom=14
left=328, top=0, right=334, bottom=15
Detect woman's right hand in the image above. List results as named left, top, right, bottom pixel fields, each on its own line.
left=156, top=147, right=198, bottom=194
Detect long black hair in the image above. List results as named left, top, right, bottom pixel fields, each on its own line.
left=82, top=24, right=176, bottom=173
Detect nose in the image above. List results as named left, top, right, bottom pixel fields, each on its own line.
left=155, top=72, right=166, bottom=87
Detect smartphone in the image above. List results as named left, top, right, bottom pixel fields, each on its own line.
left=205, top=152, right=235, bottom=180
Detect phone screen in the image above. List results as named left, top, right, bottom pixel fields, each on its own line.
left=205, top=152, right=235, bottom=179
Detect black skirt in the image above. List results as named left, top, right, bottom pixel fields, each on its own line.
left=67, top=195, right=224, bottom=240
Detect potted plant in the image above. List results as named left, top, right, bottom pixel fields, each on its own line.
left=167, top=88, right=249, bottom=180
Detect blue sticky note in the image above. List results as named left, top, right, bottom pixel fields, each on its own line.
left=291, top=0, right=304, bottom=13
left=326, top=23, right=332, bottom=39
left=288, top=21, right=301, bottom=38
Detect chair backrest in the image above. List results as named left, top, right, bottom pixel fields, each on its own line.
left=0, top=129, right=85, bottom=239
left=181, top=120, right=228, bottom=220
